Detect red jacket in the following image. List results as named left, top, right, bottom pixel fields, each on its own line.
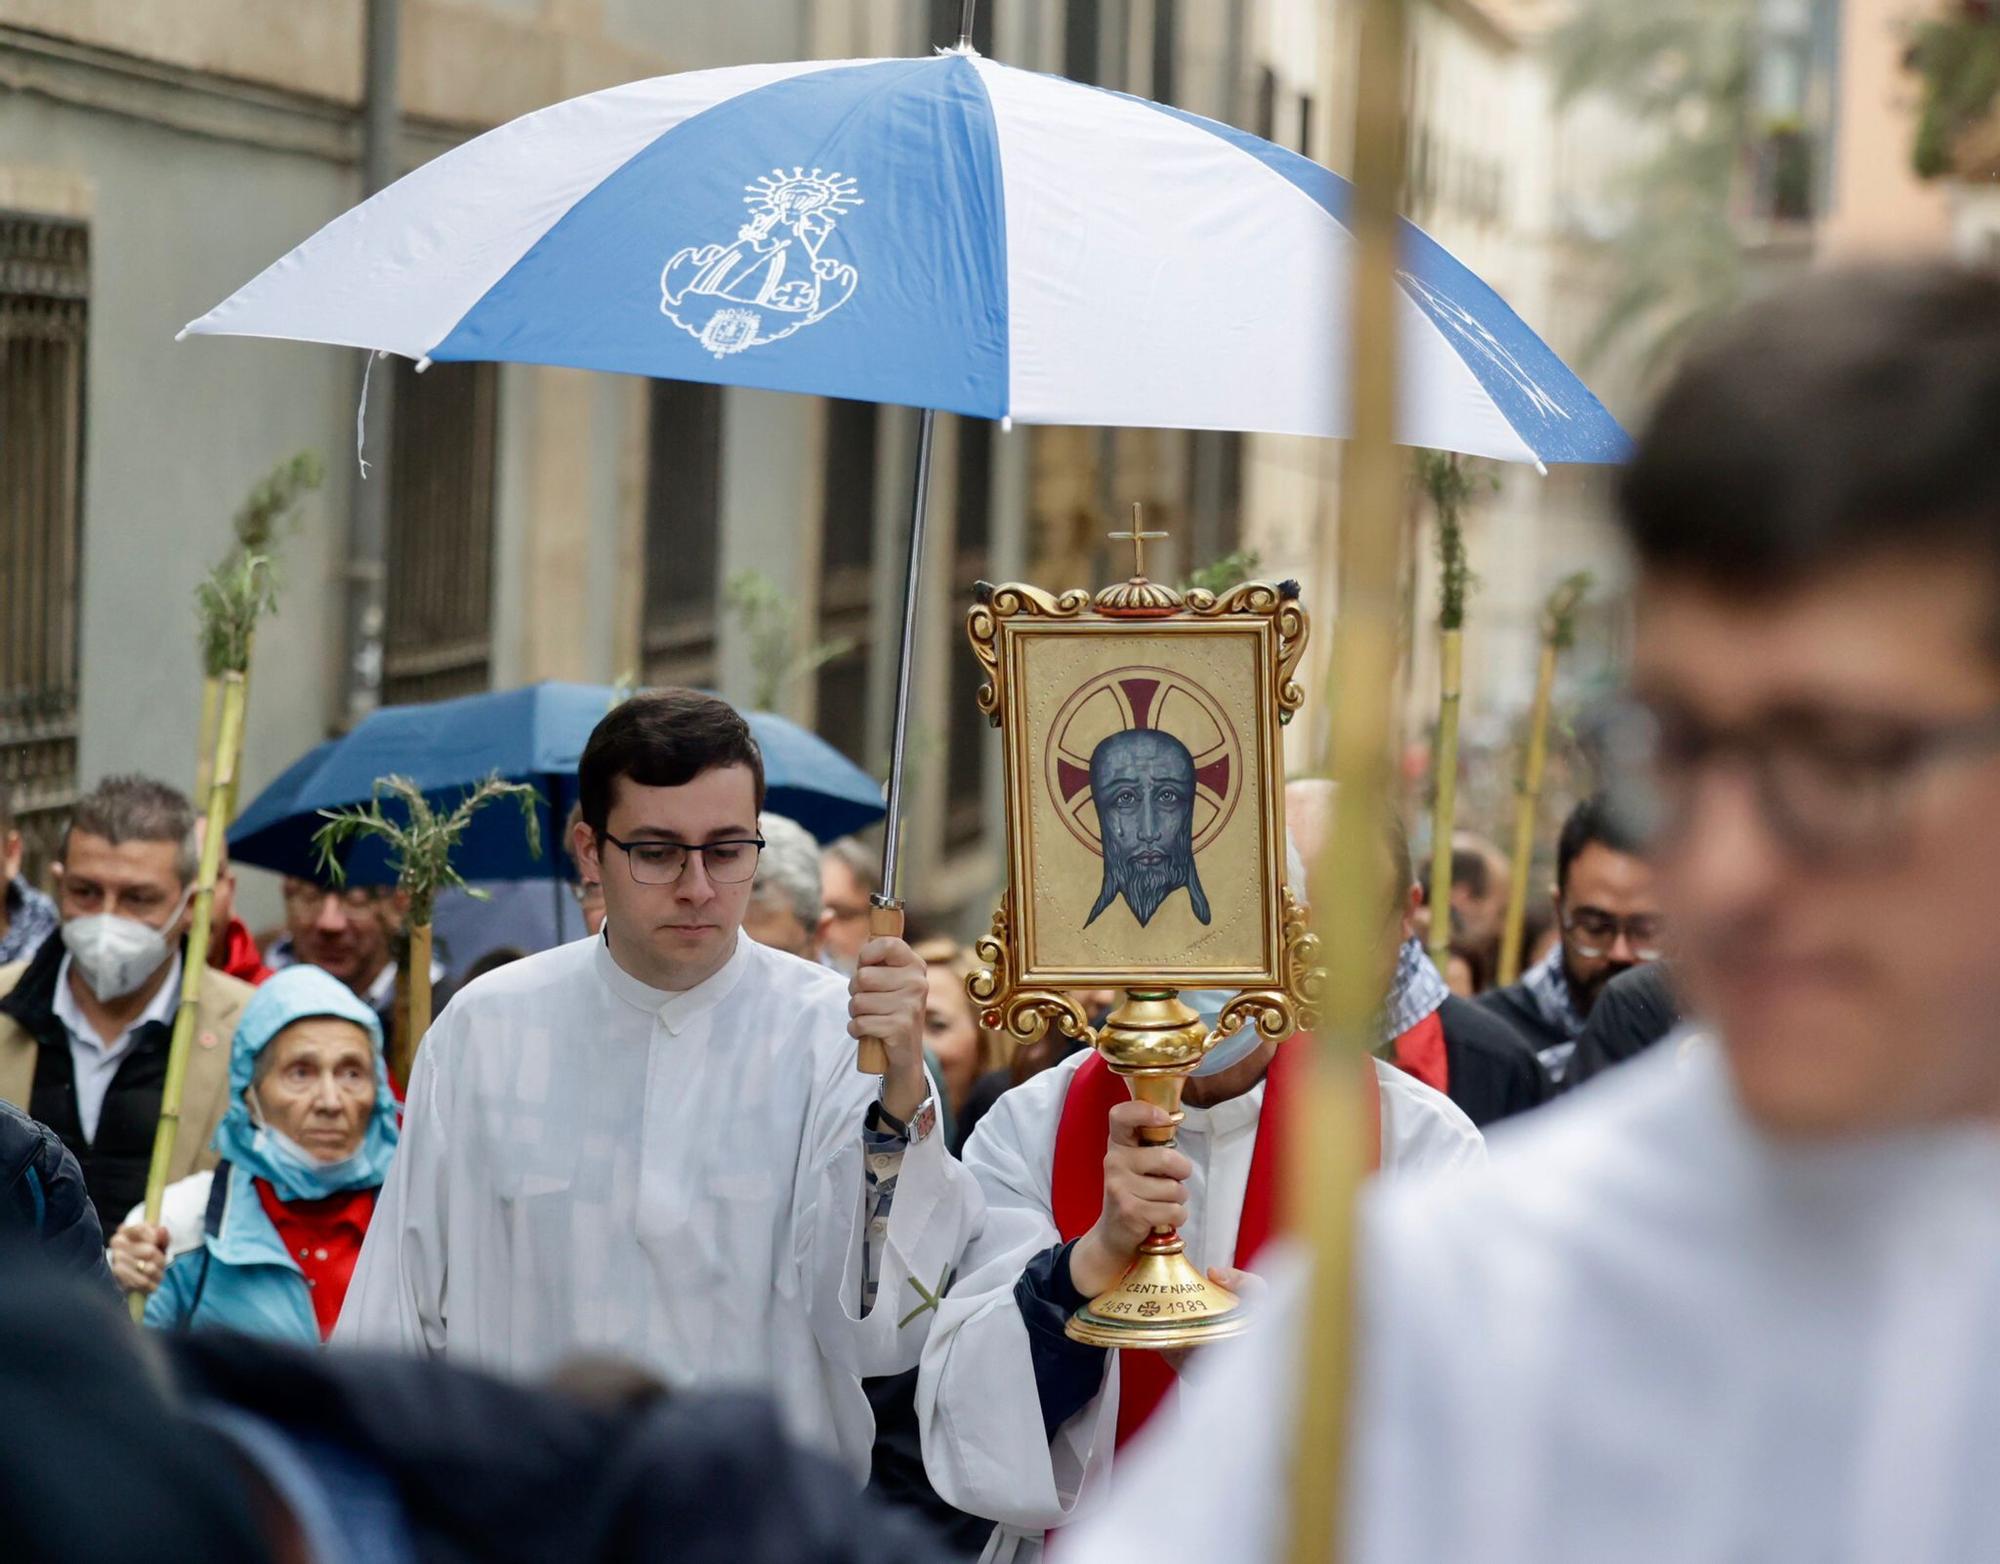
left=211, top=919, right=274, bottom=986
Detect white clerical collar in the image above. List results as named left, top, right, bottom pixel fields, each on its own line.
left=592, top=926, right=752, bottom=1035
left=1181, top=1075, right=1266, bottom=1139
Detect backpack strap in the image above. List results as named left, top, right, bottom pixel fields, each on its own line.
left=179, top=1160, right=231, bottom=1329
left=203, top=1160, right=231, bottom=1239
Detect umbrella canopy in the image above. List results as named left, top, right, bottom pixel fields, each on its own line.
left=183, top=51, right=1626, bottom=467
left=228, top=681, right=885, bottom=884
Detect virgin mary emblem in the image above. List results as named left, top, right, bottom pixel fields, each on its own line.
left=1045, top=668, right=1242, bottom=929
left=661, top=168, right=863, bottom=358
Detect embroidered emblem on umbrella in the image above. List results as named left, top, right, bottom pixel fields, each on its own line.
left=661, top=167, right=863, bottom=357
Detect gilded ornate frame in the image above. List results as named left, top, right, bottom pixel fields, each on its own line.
left=964, top=576, right=1323, bottom=1050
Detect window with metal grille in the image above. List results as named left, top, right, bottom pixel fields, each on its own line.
left=642, top=378, right=724, bottom=688
left=0, top=214, right=87, bottom=877
left=945, top=417, right=994, bottom=851
left=816, top=398, right=880, bottom=763
left=383, top=359, right=499, bottom=706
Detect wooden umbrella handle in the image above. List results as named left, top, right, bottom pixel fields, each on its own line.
left=855, top=900, right=905, bottom=1075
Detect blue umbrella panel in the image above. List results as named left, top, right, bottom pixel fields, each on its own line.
left=228, top=682, right=886, bottom=885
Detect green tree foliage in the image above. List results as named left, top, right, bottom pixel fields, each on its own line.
left=1183, top=549, right=1263, bottom=595
left=314, top=774, right=543, bottom=927
left=1547, top=0, right=1758, bottom=383
left=724, top=569, right=856, bottom=712
left=1909, top=8, right=2000, bottom=179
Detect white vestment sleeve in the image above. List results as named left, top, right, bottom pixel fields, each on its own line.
left=796, top=1045, right=987, bottom=1379
left=333, top=1015, right=453, bottom=1352
left=917, top=1062, right=1122, bottom=1537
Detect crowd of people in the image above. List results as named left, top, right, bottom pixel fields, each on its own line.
left=2, top=262, right=1993, bottom=1561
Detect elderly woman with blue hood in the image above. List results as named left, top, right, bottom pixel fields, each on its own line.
left=108, top=965, right=399, bottom=1342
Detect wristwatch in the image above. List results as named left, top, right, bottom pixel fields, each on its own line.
left=867, top=1093, right=938, bottom=1146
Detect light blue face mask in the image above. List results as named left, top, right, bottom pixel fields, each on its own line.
left=245, top=1096, right=376, bottom=1202
left=1183, top=988, right=1269, bottom=1078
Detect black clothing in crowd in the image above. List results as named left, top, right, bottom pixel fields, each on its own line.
left=1431, top=994, right=1551, bottom=1126
left=0, top=1099, right=113, bottom=1291
left=1569, top=962, right=1681, bottom=1088
left=0, top=932, right=171, bottom=1234
left=1474, top=980, right=1570, bottom=1059
left=0, top=1259, right=953, bottom=1564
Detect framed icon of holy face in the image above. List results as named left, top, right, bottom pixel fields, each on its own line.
left=966, top=579, right=1307, bottom=995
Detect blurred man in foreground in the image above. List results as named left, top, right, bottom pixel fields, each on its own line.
left=1479, top=795, right=1662, bottom=1087
left=1071, top=266, right=2000, bottom=1562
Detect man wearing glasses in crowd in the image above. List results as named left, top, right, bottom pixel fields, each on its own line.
left=1073, top=264, right=2000, bottom=1563
left=1478, top=795, right=1664, bottom=1088
left=339, top=690, right=984, bottom=1482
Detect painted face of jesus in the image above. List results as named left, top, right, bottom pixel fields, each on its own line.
left=1086, top=729, right=1211, bottom=928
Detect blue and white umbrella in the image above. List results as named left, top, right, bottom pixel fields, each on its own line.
left=183, top=51, right=1625, bottom=466
left=183, top=39, right=1627, bottom=988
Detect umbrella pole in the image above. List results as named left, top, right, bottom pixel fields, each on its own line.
left=857, top=407, right=937, bottom=1076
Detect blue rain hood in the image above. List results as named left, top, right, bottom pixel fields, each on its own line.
left=210, top=965, right=399, bottom=1200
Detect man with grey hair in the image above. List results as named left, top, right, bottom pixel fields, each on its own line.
left=0, top=776, right=251, bottom=1234
left=742, top=813, right=829, bottom=963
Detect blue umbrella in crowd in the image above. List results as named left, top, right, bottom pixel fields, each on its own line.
left=228, top=680, right=885, bottom=886
left=187, top=23, right=1628, bottom=998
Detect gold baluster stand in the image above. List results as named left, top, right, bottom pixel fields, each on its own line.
left=1065, top=987, right=1251, bottom=1349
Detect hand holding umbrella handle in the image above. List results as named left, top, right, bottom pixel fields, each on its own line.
left=855, top=899, right=905, bottom=1075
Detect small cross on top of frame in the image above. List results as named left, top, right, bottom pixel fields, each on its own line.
left=1108, top=503, right=1168, bottom=582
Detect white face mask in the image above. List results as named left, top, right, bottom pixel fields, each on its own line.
left=1184, top=988, right=1270, bottom=1079
left=246, top=1090, right=370, bottom=1197
left=61, top=888, right=189, bottom=1000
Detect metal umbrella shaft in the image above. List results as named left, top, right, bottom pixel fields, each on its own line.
left=857, top=407, right=937, bottom=1074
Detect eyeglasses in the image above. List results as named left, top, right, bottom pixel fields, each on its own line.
left=1560, top=907, right=1663, bottom=962
left=1595, top=698, right=2000, bottom=862
left=283, top=884, right=388, bottom=914
left=599, top=833, right=765, bottom=886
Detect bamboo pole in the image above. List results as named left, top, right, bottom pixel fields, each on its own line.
left=1425, top=626, right=1463, bottom=972
left=1284, top=0, right=1409, bottom=1557
left=194, top=675, right=221, bottom=800
left=1419, top=453, right=1474, bottom=975
left=1495, top=574, right=1590, bottom=985
left=131, top=672, right=246, bottom=1321
left=396, top=920, right=433, bottom=1087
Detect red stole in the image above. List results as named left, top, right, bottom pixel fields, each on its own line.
left=1050, top=1038, right=1381, bottom=1447
left=1389, top=1009, right=1449, bottom=1095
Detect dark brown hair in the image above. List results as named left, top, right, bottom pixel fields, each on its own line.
left=577, top=690, right=766, bottom=834
left=1618, top=265, right=2000, bottom=610
left=62, top=775, right=198, bottom=884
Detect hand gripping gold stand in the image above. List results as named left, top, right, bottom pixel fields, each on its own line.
left=965, top=519, right=1322, bottom=1351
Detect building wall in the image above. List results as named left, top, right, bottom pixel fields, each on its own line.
left=1817, top=0, right=1953, bottom=261
left=0, top=55, right=360, bottom=862
left=1, top=0, right=1047, bottom=935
